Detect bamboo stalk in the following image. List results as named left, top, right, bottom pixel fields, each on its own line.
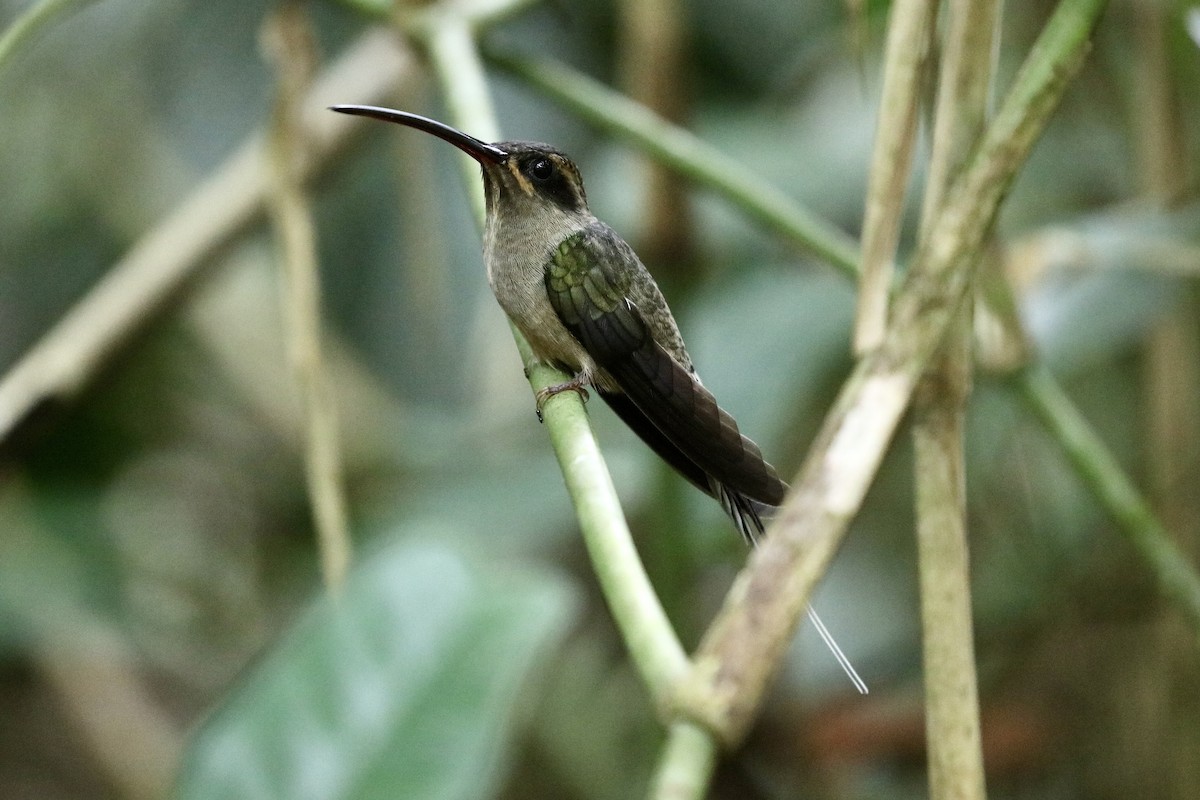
left=677, top=0, right=1109, bottom=745
left=911, top=1, right=999, bottom=797
left=855, top=0, right=938, bottom=353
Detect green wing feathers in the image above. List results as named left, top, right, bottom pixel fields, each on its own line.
left=545, top=225, right=787, bottom=508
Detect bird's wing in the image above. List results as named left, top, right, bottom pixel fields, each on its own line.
left=545, top=225, right=786, bottom=505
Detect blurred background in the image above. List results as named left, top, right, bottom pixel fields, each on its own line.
left=1, top=0, right=1198, bottom=798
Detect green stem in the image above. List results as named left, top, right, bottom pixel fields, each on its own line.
left=1018, top=364, right=1200, bottom=635
left=645, top=720, right=719, bottom=800
left=855, top=0, right=938, bottom=352
left=422, top=17, right=501, bottom=211
left=490, top=53, right=862, bottom=277
left=417, top=15, right=690, bottom=708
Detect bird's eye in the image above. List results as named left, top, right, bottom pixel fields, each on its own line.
left=529, top=158, right=555, bottom=181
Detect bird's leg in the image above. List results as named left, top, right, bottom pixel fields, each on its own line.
left=535, top=372, right=591, bottom=421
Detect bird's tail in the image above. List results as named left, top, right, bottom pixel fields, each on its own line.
left=716, top=483, right=868, bottom=695
left=714, top=483, right=772, bottom=545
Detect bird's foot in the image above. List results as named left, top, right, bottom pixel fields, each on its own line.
left=535, top=374, right=591, bottom=422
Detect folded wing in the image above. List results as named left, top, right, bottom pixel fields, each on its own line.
left=545, top=225, right=787, bottom=508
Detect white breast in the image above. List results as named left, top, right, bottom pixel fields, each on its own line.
left=483, top=204, right=597, bottom=374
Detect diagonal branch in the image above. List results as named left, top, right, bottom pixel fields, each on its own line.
left=675, top=0, right=1110, bottom=746
left=1019, top=363, right=1200, bottom=631
left=855, top=0, right=939, bottom=353
left=500, top=27, right=1200, bottom=649
left=489, top=52, right=863, bottom=278
left=0, top=29, right=414, bottom=448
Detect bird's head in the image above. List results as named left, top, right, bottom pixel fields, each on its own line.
left=330, top=105, right=590, bottom=220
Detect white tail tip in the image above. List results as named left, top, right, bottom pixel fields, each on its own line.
left=807, top=604, right=868, bottom=695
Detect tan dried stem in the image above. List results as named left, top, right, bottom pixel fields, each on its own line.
left=911, top=1, right=1000, bottom=797
left=616, top=0, right=693, bottom=267
left=854, top=0, right=938, bottom=353
left=0, top=30, right=414, bottom=449
left=677, top=0, right=1107, bottom=745
left=262, top=1, right=352, bottom=593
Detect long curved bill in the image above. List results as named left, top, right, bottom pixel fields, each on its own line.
left=330, top=105, right=507, bottom=165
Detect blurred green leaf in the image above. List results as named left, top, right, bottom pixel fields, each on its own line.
left=175, top=538, right=577, bottom=800
left=1026, top=269, right=1177, bottom=371
left=0, top=0, right=98, bottom=77
left=329, top=0, right=391, bottom=19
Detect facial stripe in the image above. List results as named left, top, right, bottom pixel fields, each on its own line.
left=507, top=159, right=535, bottom=196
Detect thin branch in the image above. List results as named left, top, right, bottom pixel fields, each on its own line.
left=0, top=30, right=414, bottom=447
left=495, top=55, right=1200, bottom=285
left=615, top=0, right=693, bottom=266
left=1131, top=0, right=1199, bottom=542
left=676, top=0, right=1110, bottom=746
left=914, top=326, right=984, bottom=800
left=855, top=0, right=938, bottom=353
left=912, top=1, right=1000, bottom=797
left=918, top=7, right=999, bottom=227
left=1130, top=0, right=1190, bottom=206
left=645, top=720, right=718, bottom=800
left=412, top=13, right=690, bottom=710
left=1000, top=205, right=1200, bottom=282
left=396, top=0, right=543, bottom=31
left=262, top=2, right=352, bottom=592
left=530, top=358, right=692, bottom=708
left=977, top=245, right=1200, bottom=639
left=1018, top=364, right=1200, bottom=634
left=489, top=53, right=863, bottom=278
left=36, top=625, right=183, bottom=800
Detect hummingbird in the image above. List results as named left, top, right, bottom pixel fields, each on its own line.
left=331, top=104, right=787, bottom=541
left=330, top=105, right=866, bottom=694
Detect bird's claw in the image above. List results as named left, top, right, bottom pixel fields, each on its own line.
left=534, top=377, right=590, bottom=422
